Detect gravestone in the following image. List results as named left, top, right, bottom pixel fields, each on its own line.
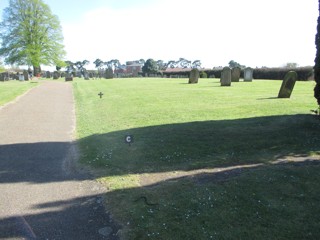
left=278, top=71, right=298, bottom=98
left=3, top=72, right=9, bottom=81
left=46, top=71, right=51, bottom=78
left=189, top=68, right=199, bottom=84
left=53, top=71, right=60, bottom=80
left=231, top=67, right=241, bottom=82
left=220, top=67, right=231, bottom=86
left=19, top=74, right=25, bottom=81
left=65, top=73, right=73, bottom=81
left=244, top=67, right=253, bottom=82
left=76, top=72, right=82, bottom=78
left=84, top=72, right=90, bottom=80
left=105, top=68, right=113, bottom=79
left=0, top=73, right=4, bottom=81
left=23, top=70, right=29, bottom=81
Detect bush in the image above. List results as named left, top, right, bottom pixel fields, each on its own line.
left=200, top=71, right=208, bottom=78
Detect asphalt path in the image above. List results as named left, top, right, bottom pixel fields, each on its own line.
left=0, top=81, right=119, bottom=240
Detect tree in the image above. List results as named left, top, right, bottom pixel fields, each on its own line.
left=314, top=0, right=320, bottom=105
left=0, top=0, right=65, bottom=76
left=229, top=60, right=245, bottom=69
left=285, top=62, right=298, bottom=68
left=142, top=59, right=158, bottom=76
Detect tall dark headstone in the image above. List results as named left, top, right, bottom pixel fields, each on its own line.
left=0, top=73, right=4, bottom=81
left=46, top=71, right=51, bottom=78
left=189, top=68, right=199, bottom=84
left=278, top=71, right=298, bottom=98
left=53, top=71, right=60, bottom=80
left=65, top=73, right=73, bottom=81
left=105, top=68, right=113, bottom=79
left=23, top=70, right=29, bottom=81
left=231, top=67, right=241, bottom=82
left=221, top=67, right=231, bottom=86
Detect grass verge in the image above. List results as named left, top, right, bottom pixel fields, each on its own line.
left=0, top=80, right=39, bottom=106
left=73, top=78, right=320, bottom=239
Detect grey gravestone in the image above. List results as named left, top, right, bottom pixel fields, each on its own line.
left=19, top=74, right=25, bottom=81
left=0, top=73, right=4, bottom=81
left=4, top=72, right=9, bottom=81
left=46, top=71, right=51, bottom=78
left=189, top=68, right=199, bottom=84
left=84, top=72, right=90, bottom=80
left=244, top=67, right=253, bottom=82
left=65, top=73, right=73, bottom=81
left=221, top=67, right=231, bottom=86
left=53, top=71, right=60, bottom=79
left=105, top=68, right=113, bottom=79
left=231, top=67, right=241, bottom=82
left=23, top=70, right=29, bottom=81
left=278, top=71, right=298, bottom=98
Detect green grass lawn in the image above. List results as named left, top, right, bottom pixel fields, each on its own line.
left=0, top=80, right=39, bottom=106
left=73, top=78, right=320, bottom=239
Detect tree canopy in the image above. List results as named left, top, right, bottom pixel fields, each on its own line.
left=315, top=0, right=320, bottom=105
left=142, top=59, right=158, bottom=75
left=0, top=0, right=65, bottom=74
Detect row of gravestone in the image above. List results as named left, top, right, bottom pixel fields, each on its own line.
left=188, top=67, right=254, bottom=85
left=0, top=71, right=30, bottom=81
left=42, top=70, right=112, bottom=81
left=189, top=68, right=298, bottom=99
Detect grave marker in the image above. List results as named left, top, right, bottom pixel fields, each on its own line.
left=65, top=73, right=73, bottom=81
left=98, top=92, right=104, bottom=98
left=53, top=71, right=60, bottom=80
left=221, top=67, right=231, bottom=86
left=231, top=67, right=241, bottom=82
left=244, top=67, right=253, bottom=82
left=278, top=71, right=298, bottom=98
left=189, top=68, right=199, bottom=84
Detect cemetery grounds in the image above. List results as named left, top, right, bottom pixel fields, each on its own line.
left=72, top=78, right=320, bottom=239
left=2, top=78, right=320, bottom=239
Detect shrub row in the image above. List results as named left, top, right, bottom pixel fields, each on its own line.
left=163, top=67, right=314, bottom=81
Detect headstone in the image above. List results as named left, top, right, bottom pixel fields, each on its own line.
left=220, top=67, right=231, bottom=86
left=65, top=73, right=73, bottom=81
left=244, top=67, right=253, bottom=82
left=23, top=70, right=29, bottom=81
left=231, top=67, right=241, bottom=82
left=53, top=71, right=60, bottom=80
left=84, top=72, right=90, bottom=80
left=0, top=73, right=4, bottom=81
left=46, top=71, right=51, bottom=78
left=105, top=68, right=113, bottom=79
left=19, top=74, right=25, bottom=81
left=189, top=68, right=199, bottom=84
left=4, top=72, right=9, bottom=81
left=278, top=71, right=298, bottom=98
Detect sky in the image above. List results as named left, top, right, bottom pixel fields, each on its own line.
left=0, top=0, right=318, bottom=70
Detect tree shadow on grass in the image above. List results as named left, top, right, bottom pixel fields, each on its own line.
left=1, top=114, right=320, bottom=239
left=77, top=114, right=320, bottom=177
left=100, top=159, right=320, bottom=239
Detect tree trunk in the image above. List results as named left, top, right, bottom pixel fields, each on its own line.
left=314, top=0, right=320, bottom=105
left=33, top=65, right=41, bottom=77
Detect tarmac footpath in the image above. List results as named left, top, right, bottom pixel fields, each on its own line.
left=0, top=81, right=118, bottom=240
